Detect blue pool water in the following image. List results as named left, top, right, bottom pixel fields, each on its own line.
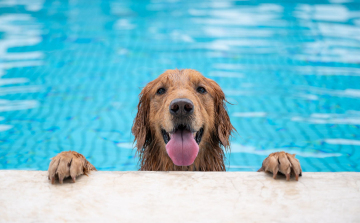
left=0, top=0, right=359, bottom=172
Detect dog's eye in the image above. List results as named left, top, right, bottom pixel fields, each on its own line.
left=197, top=87, right=206, bottom=94
left=157, top=88, right=166, bottom=95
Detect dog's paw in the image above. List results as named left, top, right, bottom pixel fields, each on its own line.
left=48, top=151, right=96, bottom=184
left=257, top=151, right=302, bottom=181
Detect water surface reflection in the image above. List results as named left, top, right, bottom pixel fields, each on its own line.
left=0, top=0, right=359, bottom=171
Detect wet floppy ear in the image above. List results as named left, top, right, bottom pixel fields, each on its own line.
left=132, top=84, right=152, bottom=150
left=208, top=79, right=235, bottom=149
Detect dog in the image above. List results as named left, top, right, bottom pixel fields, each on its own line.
left=48, top=69, right=302, bottom=184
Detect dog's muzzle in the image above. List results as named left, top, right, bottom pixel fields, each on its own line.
left=160, top=98, right=204, bottom=166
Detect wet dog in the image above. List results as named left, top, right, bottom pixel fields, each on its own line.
left=48, top=69, right=302, bottom=183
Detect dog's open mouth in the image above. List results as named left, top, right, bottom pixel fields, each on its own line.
left=161, top=125, right=204, bottom=145
left=161, top=125, right=204, bottom=166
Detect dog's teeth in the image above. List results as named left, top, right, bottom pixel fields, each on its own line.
left=193, top=132, right=196, bottom=138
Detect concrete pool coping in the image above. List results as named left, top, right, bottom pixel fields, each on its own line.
left=0, top=171, right=359, bottom=223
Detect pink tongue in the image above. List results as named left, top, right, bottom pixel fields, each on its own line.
left=166, top=130, right=199, bottom=166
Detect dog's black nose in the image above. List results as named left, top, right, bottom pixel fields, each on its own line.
left=169, top=98, right=194, bottom=117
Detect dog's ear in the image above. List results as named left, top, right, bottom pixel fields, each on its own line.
left=132, top=83, right=153, bottom=151
left=208, top=79, right=235, bottom=149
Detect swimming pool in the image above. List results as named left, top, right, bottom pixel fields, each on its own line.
left=0, top=0, right=359, bottom=172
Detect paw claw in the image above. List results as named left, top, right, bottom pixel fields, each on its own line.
left=273, top=172, right=278, bottom=179
left=286, top=174, right=290, bottom=181
left=59, top=177, right=64, bottom=184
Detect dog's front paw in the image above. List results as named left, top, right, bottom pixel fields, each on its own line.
left=48, top=151, right=96, bottom=184
left=258, top=151, right=302, bottom=181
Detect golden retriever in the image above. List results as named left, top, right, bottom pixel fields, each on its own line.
left=48, top=69, right=302, bottom=184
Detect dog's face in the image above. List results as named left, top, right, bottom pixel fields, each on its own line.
left=132, top=69, right=233, bottom=167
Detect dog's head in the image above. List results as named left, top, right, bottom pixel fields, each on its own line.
left=132, top=69, right=234, bottom=168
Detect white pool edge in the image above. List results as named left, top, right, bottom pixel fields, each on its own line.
left=0, top=171, right=359, bottom=223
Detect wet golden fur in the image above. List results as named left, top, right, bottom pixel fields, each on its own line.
left=132, top=69, right=235, bottom=171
